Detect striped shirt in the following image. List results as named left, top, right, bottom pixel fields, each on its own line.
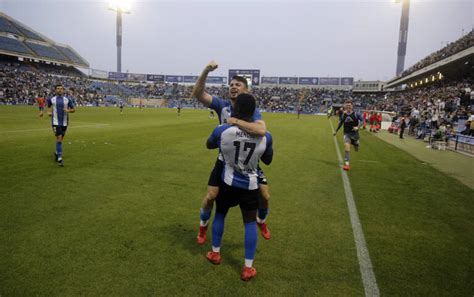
left=208, top=125, right=273, bottom=190
left=47, top=96, right=75, bottom=126
left=209, top=96, right=262, bottom=124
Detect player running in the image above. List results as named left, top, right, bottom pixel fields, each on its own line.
left=205, top=94, right=273, bottom=281
left=333, top=100, right=362, bottom=171
left=47, top=84, right=75, bottom=167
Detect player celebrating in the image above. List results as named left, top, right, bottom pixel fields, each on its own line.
left=192, top=60, right=272, bottom=245
left=333, top=100, right=362, bottom=171
left=205, top=94, right=273, bottom=281
left=47, top=84, right=75, bottom=167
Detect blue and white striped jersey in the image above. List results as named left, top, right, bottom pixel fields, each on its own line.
left=209, top=96, right=262, bottom=125
left=47, top=96, right=75, bottom=126
left=208, top=125, right=273, bottom=190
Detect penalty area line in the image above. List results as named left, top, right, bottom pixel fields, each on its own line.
left=329, top=120, right=380, bottom=297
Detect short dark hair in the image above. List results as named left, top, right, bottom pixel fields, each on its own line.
left=231, top=76, right=248, bottom=89
left=234, top=93, right=256, bottom=121
left=54, top=84, right=64, bottom=89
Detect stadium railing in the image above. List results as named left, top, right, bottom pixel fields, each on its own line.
left=447, top=134, right=474, bottom=156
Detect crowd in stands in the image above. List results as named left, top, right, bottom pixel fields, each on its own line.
left=1, top=56, right=473, bottom=141
left=401, top=30, right=473, bottom=77
left=378, top=79, right=474, bottom=140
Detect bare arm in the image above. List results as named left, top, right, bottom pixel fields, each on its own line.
left=227, top=118, right=266, bottom=137
left=191, top=60, right=218, bottom=107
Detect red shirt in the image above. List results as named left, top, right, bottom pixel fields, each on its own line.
left=36, top=97, right=45, bottom=107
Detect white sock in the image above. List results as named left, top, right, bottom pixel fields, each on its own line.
left=256, top=217, right=265, bottom=224
left=212, top=246, right=220, bottom=253
left=245, top=259, right=253, bottom=268
left=200, top=220, right=209, bottom=227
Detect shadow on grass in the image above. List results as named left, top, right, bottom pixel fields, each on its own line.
left=157, top=221, right=244, bottom=274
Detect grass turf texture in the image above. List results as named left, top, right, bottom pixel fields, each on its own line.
left=0, top=106, right=472, bottom=296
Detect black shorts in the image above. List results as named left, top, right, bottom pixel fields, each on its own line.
left=208, top=159, right=224, bottom=187
left=52, top=125, right=68, bottom=137
left=216, top=183, right=259, bottom=215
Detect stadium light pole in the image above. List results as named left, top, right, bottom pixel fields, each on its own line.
left=394, top=0, right=410, bottom=77
left=108, top=0, right=131, bottom=73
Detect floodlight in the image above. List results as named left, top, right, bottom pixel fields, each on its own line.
left=109, top=0, right=131, bottom=13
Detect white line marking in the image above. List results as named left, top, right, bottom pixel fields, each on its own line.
left=0, top=124, right=109, bottom=134
left=330, top=120, right=380, bottom=297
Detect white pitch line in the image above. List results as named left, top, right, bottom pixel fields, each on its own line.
left=330, top=120, right=380, bottom=297
left=0, top=124, right=109, bottom=134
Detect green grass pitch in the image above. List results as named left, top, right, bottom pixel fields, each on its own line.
left=0, top=106, right=472, bottom=296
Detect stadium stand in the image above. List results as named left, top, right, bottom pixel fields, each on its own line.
left=0, top=35, right=34, bottom=56
left=0, top=12, right=88, bottom=68
left=401, top=30, right=473, bottom=77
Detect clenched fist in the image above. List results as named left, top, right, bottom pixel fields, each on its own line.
left=205, top=60, right=218, bottom=72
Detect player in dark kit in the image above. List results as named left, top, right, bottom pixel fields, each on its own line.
left=333, top=100, right=363, bottom=171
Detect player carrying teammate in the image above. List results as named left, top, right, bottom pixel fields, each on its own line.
left=205, top=93, right=273, bottom=281
left=192, top=60, right=272, bottom=245
left=333, top=100, right=362, bottom=171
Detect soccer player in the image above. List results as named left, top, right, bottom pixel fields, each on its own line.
left=47, top=84, right=75, bottom=167
left=333, top=100, right=363, bottom=171
left=36, top=95, right=46, bottom=117
left=205, top=94, right=273, bottom=281
left=192, top=60, right=272, bottom=245
left=119, top=102, right=124, bottom=114
left=327, top=105, right=333, bottom=119
left=177, top=105, right=181, bottom=116
left=362, top=110, right=368, bottom=129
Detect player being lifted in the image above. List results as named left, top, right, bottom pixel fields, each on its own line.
left=205, top=93, right=273, bottom=281
left=333, top=100, right=362, bottom=171
left=192, top=60, right=272, bottom=245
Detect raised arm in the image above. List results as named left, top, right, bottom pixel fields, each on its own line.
left=228, top=118, right=266, bottom=137
left=191, top=60, right=218, bottom=107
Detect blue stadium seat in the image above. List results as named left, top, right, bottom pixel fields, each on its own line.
left=0, top=36, right=34, bottom=55
left=11, top=23, right=46, bottom=42
left=55, top=45, right=87, bottom=66
left=0, top=16, right=23, bottom=35
left=25, top=42, right=68, bottom=62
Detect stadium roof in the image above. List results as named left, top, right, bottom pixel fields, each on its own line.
left=386, top=46, right=473, bottom=89
left=0, top=12, right=89, bottom=68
